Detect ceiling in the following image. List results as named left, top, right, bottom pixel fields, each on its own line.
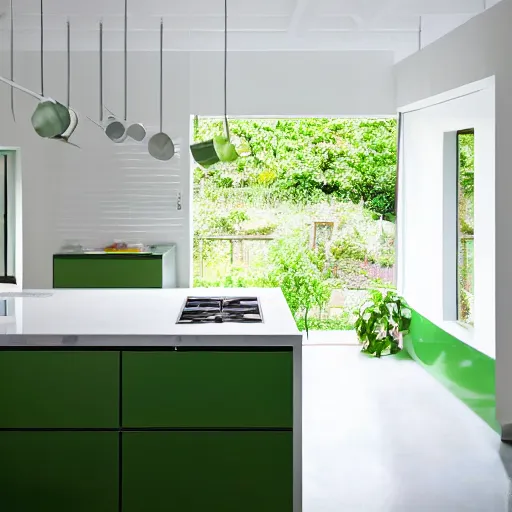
left=0, top=0, right=503, bottom=61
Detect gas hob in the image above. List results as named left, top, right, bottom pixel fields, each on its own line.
left=176, top=296, right=263, bottom=324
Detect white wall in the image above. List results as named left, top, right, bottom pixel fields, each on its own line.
left=398, top=86, right=495, bottom=358
left=0, top=51, right=191, bottom=288
left=0, top=49, right=395, bottom=289
left=394, top=0, right=512, bottom=428
left=190, top=51, right=396, bottom=116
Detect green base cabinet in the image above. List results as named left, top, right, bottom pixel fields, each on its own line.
left=0, top=431, right=119, bottom=512
left=122, top=431, right=293, bottom=512
left=122, top=351, right=293, bottom=428
left=0, top=348, right=296, bottom=511
left=53, top=246, right=176, bottom=288
left=0, top=351, right=119, bottom=428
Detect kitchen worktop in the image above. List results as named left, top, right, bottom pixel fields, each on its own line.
left=0, top=288, right=301, bottom=343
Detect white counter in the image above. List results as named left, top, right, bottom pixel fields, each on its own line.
left=0, top=288, right=301, bottom=345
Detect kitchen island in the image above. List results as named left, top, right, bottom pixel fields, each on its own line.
left=0, top=288, right=302, bottom=512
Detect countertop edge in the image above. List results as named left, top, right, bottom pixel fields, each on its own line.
left=0, top=334, right=303, bottom=348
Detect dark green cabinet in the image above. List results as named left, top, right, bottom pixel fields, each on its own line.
left=53, top=247, right=176, bottom=288
left=122, top=431, right=293, bottom=512
left=0, top=348, right=296, bottom=511
left=0, top=431, right=119, bottom=512
left=122, top=350, right=293, bottom=428
left=0, top=351, right=119, bottom=428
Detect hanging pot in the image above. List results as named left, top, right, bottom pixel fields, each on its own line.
left=31, top=99, right=71, bottom=139
left=31, top=99, right=70, bottom=138
left=30, top=0, right=73, bottom=140
left=0, top=76, right=72, bottom=137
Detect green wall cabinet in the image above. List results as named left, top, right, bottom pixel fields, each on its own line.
left=122, top=351, right=293, bottom=428
left=122, top=431, right=293, bottom=512
left=0, top=431, right=119, bottom=512
left=53, top=246, right=176, bottom=288
left=0, top=351, right=119, bottom=428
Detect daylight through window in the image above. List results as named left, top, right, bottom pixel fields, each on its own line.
left=457, top=129, right=474, bottom=325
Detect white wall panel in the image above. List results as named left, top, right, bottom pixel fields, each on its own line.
left=399, top=87, right=495, bottom=358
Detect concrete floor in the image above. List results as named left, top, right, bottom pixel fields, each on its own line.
left=303, top=346, right=512, bottom=512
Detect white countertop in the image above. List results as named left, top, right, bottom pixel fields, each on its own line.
left=0, top=288, right=300, bottom=339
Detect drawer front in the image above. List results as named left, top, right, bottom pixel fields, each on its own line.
left=53, top=257, right=162, bottom=288
left=0, top=351, right=119, bottom=428
left=0, top=431, right=119, bottom=512
left=122, top=351, right=293, bottom=428
left=122, top=431, right=293, bottom=512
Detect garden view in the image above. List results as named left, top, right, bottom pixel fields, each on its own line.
left=192, top=117, right=398, bottom=331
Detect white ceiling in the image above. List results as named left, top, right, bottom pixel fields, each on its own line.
left=0, top=0, right=504, bottom=60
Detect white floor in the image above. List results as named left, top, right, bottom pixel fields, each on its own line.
left=303, top=330, right=359, bottom=346
left=303, top=345, right=512, bottom=512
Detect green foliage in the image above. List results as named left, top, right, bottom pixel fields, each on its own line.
left=460, top=218, right=474, bottom=236
left=267, top=234, right=332, bottom=336
left=193, top=118, right=397, bottom=215
left=194, top=273, right=270, bottom=288
left=208, top=210, right=249, bottom=235
left=243, top=224, right=278, bottom=236
left=330, top=233, right=367, bottom=262
left=458, top=133, right=475, bottom=196
left=354, top=290, right=412, bottom=358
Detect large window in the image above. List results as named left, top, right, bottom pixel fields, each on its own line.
left=0, top=153, right=15, bottom=284
left=457, top=130, right=474, bottom=325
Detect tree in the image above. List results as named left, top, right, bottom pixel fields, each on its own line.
left=267, top=234, right=331, bottom=336
left=193, top=117, right=398, bottom=215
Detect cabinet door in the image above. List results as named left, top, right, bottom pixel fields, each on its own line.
left=122, top=350, right=293, bottom=428
left=0, top=431, right=119, bottom=512
left=53, top=256, right=162, bottom=288
left=0, top=351, right=119, bottom=428
left=122, top=431, right=293, bottom=512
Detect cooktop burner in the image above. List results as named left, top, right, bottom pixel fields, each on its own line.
left=177, top=296, right=263, bottom=324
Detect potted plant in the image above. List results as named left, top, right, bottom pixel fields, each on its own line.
left=354, top=290, right=412, bottom=358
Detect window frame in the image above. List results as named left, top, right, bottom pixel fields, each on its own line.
left=0, top=154, right=16, bottom=285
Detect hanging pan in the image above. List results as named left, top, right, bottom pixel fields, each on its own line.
left=31, top=0, right=73, bottom=139
left=190, top=0, right=237, bottom=165
left=104, top=4, right=127, bottom=144
left=148, top=19, right=174, bottom=161
left=88, top=21, right=126, bottom=142
left=103, top=0, right=146, bottom=143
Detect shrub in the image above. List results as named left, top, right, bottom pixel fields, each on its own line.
left=268, top=234, right=331, bottom=336
left=330, top=235, right=367, bottom=262
left=243, top=223, right=278, bottom=236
